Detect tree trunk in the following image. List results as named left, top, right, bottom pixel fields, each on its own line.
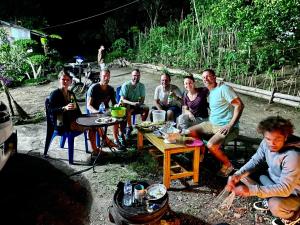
left=0, top=80, right=14, bottom=116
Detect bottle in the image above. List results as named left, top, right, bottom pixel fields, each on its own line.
left=70, top=94, right=76, bottom=109
left=99, top=102, right=105, bottom=114
left=167, top=91, right=173, bottom=105
left=123, top=181, right=132, bottom=206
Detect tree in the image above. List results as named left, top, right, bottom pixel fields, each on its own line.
left=141, top=0, right=163, bottom=28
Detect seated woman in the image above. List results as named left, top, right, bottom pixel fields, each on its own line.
left=48, top=70, right=99, bottom=154
left=151, top=72, right=182, bottom=121
left=177, top=75, right=209, bottom=130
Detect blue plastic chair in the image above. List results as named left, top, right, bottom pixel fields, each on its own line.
left=116, top=86, right=136, bottom=124
left=44, top=97, right=89, bottom=164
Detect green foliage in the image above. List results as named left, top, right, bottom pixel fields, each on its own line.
left=0, top=30, right=50, bottom=84
left=131, top=0, right=300, bottom=86
left=13, top=39, right=38, bottom=51
left=28, top=54, right=47, bottom=65
left=106, top=38, right=135, bottom=62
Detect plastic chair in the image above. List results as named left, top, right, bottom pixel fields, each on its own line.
left=44, top=97, right=89, bottom=164
left=115, top=86, right=136, bottom=124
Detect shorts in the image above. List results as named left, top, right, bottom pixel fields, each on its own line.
left=197, top=121, right=239, bottom=144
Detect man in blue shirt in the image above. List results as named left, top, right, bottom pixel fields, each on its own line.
left=188, top=69, right=244, bottom=177
left=119, top=69, right=149, bottom=138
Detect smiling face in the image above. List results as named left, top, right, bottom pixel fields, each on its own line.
left=264, top=130, right=287, bottom=152
left=131, top=70, right=141, bottom=85
left=59, top=74, right=72, bottom=89
left=184, top=77, right=195, bottom=92
left=201, top=71, right=217, bottom=89
left=161, top=74, right=170, bottom=89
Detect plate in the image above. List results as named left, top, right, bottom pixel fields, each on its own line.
left=95, top=117, right=116, bottom=124
left=146, top=184, right=167, bottom=200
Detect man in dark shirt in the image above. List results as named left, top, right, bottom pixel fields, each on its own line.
left=87, top=69, right=125, bottom=150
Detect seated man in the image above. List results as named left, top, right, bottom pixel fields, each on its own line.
left=187, top=69, right=244, bottom=177
left=151, top=72, right=182, bottom=122
left=226, top=116, right=300, bottom=225
left=119, top=69, right=149, bottom=138
left=87, top=69, right=125, bottom=150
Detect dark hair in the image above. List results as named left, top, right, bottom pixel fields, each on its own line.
left=183, top=74, right=195, bottom=82
left=257, top=116, right=294, bottom=136
left=161, top=72, right=171, bottom=81
left=202, top=69, right=216, bottom=76
left=58, top=69, right=72, bottom=80
left=132, top=68, right=140, bottom=74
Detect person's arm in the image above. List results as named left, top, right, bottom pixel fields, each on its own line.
left=219, top=96, right=244, bottom=135
left=48, top=90, right=73, bottom=113
left=110, top=88, right=117, bottom=106
left=120, top=96, right=139, bottom=106
left=172, top=86, right=183, bottom=104
left=154, top=99, right=162, bottom=109
left=86, top=96, right=98, bottom=113
left=154, top=86, right=163, bottom=109
left=86, top=86, right=98, bottom=113
left=247, top=152, right=300, bottom=198
left=226, top=141, right=268, bottom=197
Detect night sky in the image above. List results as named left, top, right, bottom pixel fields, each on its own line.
left=0, top=0, right=190, bottom=59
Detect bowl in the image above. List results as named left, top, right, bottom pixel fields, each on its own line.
left=159, top=127, right=180, bottom=143
left=110, top=106, right=126, bottom=118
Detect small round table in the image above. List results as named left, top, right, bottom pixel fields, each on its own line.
left=109, top=181, right=169, bottom=225
left=76, top=113, right=126, bottom=170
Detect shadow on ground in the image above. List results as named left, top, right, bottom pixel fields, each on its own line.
left=0, top=154, right=92, bottom=225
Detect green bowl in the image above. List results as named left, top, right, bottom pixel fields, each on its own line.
left=111, top=106, right=126, bottom=118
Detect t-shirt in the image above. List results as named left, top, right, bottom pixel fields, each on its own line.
left=183, top=87, right=209, bottom=118
left=87, top=83, right=116, bottom=109
left=154, top=84, right=182, bottom=107
left=119, top=81, right=145, bottom=102
left=208, top=84, right=238, bottom=126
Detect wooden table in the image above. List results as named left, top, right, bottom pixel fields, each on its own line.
left=137, top=131, right=204, bottom=189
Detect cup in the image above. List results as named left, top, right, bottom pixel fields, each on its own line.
left=134, top=184, right=145, bottom=203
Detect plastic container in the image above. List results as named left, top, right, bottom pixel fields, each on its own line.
left=111, top=107, right=126, bottom=118
left=152, top=110, right=166, bottom=123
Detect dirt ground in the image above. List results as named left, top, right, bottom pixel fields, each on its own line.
left=0, top=66, right=299, bottom=225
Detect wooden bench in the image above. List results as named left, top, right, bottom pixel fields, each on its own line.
left=137, top=131, right=204, bottom=189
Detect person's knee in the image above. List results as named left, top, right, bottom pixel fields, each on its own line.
left=268, top=198, right=285, bottom=218
left=207, top=141, right=221, bottom=150
left=167, top=110, right=174, bottom=117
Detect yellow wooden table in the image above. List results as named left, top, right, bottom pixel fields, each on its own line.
left=137, top=131, right=203, bottom=189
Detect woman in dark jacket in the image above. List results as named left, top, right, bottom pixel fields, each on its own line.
left=48, top=70, right=98, bottom=153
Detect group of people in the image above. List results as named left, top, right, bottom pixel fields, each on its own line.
left=47, top=63, right=299, bottom=225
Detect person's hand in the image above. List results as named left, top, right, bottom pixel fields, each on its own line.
left=226, top=175, right=241, bottom=192
left=233, top=185, right=250, bottom=197
left=65, top=103, right=76, bottom=111
left=188, top=112, right=196, bottom=121
left=218, top=124, right=232, bottom=135
left=134, top=101, right=141, bottom=107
